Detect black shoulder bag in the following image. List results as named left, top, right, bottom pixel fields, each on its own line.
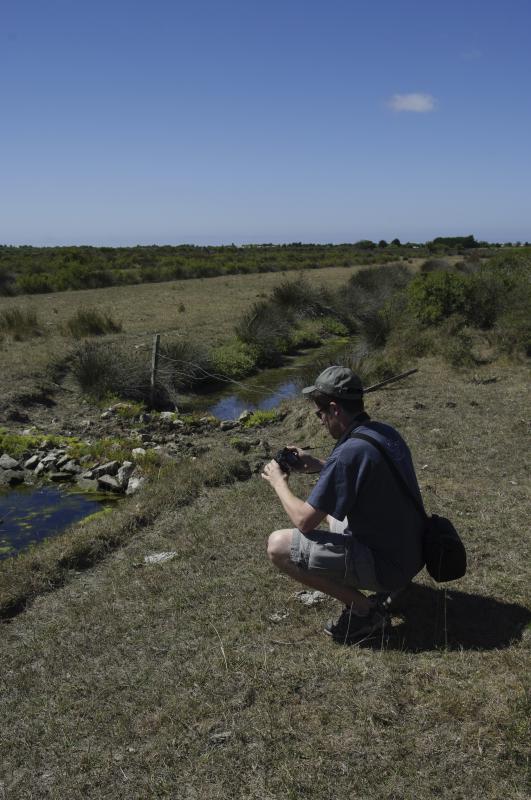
left=351, top=432, right=467, bottom=583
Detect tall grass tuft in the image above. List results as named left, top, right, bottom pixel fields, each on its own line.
left=0, top=307, right=43, bottom=340
left=70, top=341, right=149, bottom=401
left=235, top=300, right=292, bottom=366
left=70, top=337, right=215, bottom=407
left=270, top=277, right=332, bottom=319
left=157, top=338, right=215, bottom=406
left=63, top=307, right=122, bottom=338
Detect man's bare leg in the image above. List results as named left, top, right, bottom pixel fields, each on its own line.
left=267, top=529, right=371, bottom=615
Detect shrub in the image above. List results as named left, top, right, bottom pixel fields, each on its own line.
left=63, top=307, right=122, bottom=338
left=0, top=266, right=17, bottom=296
left=407, top=271, right=468, bottom=325
left=270, top=277, right=330, bottom=319
left=211, top=340, right=257, bottom=380
left=0, top=307, right=43, bottom=340
left=493, top=308, right=531, bottom=358
left=157, top=338, right=215, bottom=405
left=70, top=341, right=150, bottom=401
left=242, top=409, right=278, bottom=428
left=419, top=258, right=451, bottom=273
left=348, top=263, right=411, bottom=295
left=235, top=300, right=292, bottom=366
left=15, top=273, right=54, bottom=294
left=290, top=319, right=325, bottom=348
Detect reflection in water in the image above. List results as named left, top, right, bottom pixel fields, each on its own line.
left=0, top=486, right=107, bottom=559
left=198, top=338, right=356, bottom=419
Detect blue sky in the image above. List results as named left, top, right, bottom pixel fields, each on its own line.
left=1, top=0, right=530, bottom=245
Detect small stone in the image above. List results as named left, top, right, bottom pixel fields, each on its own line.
left=131, top=448, right=146, bottom=459
left=238, top=410, right=252, bottom=422
left=34, top=462, right=46, bottom=476
left=295, top=590, right=327, bottom=606
left=24, top=455, right=40, bottom=470
left=0, top=454, right=21, bottom=470
left=21, top=427, right=38, bottom=436
left=159, top=411, right=175, bottom=421
left=100, top=411, right=113, bottom=420
left=220, top=420, right=237, bottom=431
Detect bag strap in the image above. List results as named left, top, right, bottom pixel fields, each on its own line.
left=350, top=432, right=428, bottom=521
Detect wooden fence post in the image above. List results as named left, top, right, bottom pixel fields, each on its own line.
left=150, top=333, right=160, bottom=408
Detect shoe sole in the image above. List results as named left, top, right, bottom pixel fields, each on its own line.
left=324, top=613, right=389, bottom=642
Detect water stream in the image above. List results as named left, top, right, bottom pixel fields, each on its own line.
left=1, top=337, right=356, bottom=558
left=194, top=337, right=354, bottom=419
left=0, top=486, right=111, bottom=559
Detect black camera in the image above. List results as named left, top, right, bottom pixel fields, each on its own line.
left=274, top=447, right=301, bottom=474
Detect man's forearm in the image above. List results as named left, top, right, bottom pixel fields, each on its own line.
left=272, top=481, right=325, bottom=533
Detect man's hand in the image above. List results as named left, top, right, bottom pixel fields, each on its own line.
left=261, top=459, right=289, bottom=489
left=285, top=446, right=324, bottom=474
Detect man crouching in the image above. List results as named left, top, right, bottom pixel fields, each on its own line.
left=261, top=365, right=425, bottom=643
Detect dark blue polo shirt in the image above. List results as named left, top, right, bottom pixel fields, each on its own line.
left=307, top=421, right=425, bottom=589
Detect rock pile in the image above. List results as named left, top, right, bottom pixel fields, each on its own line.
left=0, top=449, right=144, bottom=495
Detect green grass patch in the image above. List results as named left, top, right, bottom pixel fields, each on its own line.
left=241, top=409, right=279, bottom=427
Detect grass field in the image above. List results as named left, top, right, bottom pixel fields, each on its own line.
left=0, top=263, right=384, bottom=396
left=0, top=356, right=529, bottom=799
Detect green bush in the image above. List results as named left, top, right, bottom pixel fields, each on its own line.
left=211, top=339, right=257, bottom=380
left=290, top=319, right=325, bottom=348
left=242, top=409, right=278, bottom=428
left=63, top=307, right=122, bottom=338
left=408, top=271, right=468, bottom=324
left=0, top=307, right=43, bottom=340
left=493, top=308, right=531, bottom=358
left=15, top=273, right=54, bottom=294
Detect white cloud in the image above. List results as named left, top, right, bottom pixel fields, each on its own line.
left=388, top=93, right=436, bottom=112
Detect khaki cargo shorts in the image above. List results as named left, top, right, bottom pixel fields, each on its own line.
left=290, top=526, right=385, bottom=592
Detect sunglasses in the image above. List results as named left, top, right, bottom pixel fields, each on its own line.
left=315, top=406, right=330, bottom=420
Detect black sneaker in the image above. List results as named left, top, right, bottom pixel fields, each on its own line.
left=324, top=605, right=388, bottom=643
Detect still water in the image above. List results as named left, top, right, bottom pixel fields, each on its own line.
left=196, top=337, right=355, bottom=419
left=0, top=338, right=357, bottom=558
left=0, top=486, right=108, bottom=559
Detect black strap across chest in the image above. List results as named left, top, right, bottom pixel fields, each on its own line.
left=350, top=432, right=427, bottom=521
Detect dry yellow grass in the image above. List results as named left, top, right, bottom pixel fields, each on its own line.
left=0, top=357, right=529, bottom=799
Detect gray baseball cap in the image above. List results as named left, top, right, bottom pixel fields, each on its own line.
left=302, top=366, right=364, bottom=399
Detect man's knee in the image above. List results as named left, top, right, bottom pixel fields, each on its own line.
left=267, top=529, right=293, bottom=569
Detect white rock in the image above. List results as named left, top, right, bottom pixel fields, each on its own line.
left=0, top=454, right=21, bottom=470
left=126, top=476, right=145, bottom=495
left=144, top=552, right=176, bottom=565
left=131, top=448, right=146, bottom=459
